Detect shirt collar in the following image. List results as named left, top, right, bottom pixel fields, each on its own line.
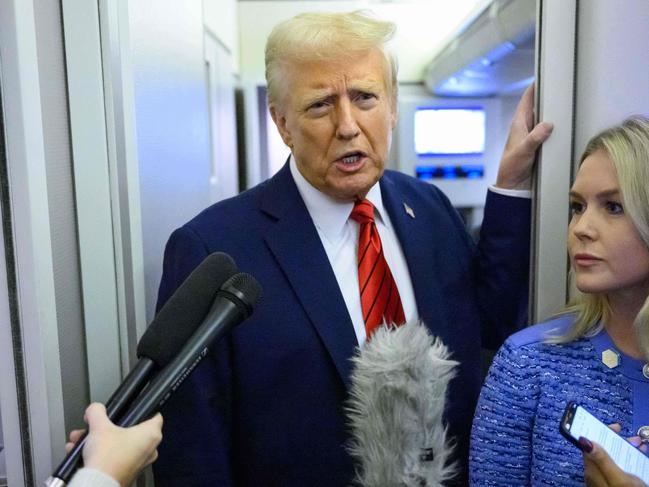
left=289, top=156, right=388, bottom=244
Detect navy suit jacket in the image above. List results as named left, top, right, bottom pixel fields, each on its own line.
left=153, top=163, right=530, bottom=486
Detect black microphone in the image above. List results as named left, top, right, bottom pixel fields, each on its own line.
left=46, top=252, right=237, bottom=486
left=118, top=272, right=262, bottom=427
left=112, top=252, right=237, bottom=420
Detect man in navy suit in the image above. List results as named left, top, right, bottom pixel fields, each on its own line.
left=153, top=11, right=552, bottom=486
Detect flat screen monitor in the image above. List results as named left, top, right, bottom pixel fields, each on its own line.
left=414, top=107, right=485, bottom=156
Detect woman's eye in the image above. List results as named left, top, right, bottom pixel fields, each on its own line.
left=605, top=201, right=624, bottom=215
left=569, top=201, right=584, bottom=215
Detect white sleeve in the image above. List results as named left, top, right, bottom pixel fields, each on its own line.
left=488, top=186, right=532, bottom=199
left=67, top=468, right=120, bottom=487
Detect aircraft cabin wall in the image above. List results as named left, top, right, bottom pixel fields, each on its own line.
left=0, top=0, right=241, bottom=484
left=130, top=0, right=239, bottom=323
left=531, top=0, right=649, bottom=322
left=0, top=2, right=537, bottom=483
left=392, top=85, right=519, bottom=233
left=2, top=1, right=649, bottom=485
left=574, top=0, right=649, bottom=157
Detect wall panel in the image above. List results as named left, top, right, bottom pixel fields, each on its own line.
left=129, top=0, right=213, bottom=319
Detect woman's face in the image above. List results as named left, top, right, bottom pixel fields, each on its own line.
left=568, top=149, right=649, bottom=302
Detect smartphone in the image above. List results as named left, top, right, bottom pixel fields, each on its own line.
left=560, top=401, right=649, bottom=483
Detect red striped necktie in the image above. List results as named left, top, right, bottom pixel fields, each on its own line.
left=350, top=199, right=405, bottom=339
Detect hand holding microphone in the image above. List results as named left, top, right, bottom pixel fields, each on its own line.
left=105, top=251, right=239, bottom=422
left=118, top=271, right=262, bottom=428
left=65, top=403, right=162, bottom=487
left=47, top=252, right=262, bottom=486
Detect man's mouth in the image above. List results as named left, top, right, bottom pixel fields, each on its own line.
left=340, top=152, right=364, bottom=165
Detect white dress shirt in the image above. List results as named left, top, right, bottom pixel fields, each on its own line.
left=289, top=158, right=418, bottom=348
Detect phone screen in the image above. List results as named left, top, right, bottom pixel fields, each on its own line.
left=562, top=403, right=649, bottom=483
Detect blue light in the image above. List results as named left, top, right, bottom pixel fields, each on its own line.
left=415, top=164, right=485, bottom=180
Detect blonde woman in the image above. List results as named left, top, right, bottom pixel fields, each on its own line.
left=470, top=116, right=649, bottom=486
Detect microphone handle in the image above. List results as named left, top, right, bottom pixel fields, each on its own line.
left=106, top=357, right=157, bottom=417
left=49, top=358, right=156, bottom=483
left=119, top=298, right=244, bottom=427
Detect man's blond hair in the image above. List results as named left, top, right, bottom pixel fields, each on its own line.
left=265, top=10, right=397, bottom=106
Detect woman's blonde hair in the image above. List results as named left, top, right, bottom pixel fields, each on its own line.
left=552, top=115, right=649, bottom=357
left=264, top=10, right=397, bottom=107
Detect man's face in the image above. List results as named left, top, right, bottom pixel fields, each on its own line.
left=270, top=49, right=397, bottom=201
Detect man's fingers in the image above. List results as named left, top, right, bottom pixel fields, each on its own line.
left=506, top=122, right=553, bottom=166
left=524, top=122, right=554, bottom=152
left=519, top=84, right=535, bottom=130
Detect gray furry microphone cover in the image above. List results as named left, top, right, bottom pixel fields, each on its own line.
left=346, top=321, right=458, bottom=487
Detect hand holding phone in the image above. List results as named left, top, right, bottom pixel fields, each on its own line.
left=560, top=402, right=649, bottom=484
left=583, top=439, right=647, bottom=487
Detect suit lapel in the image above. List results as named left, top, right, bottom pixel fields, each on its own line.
left=380, top=173, right=444, bottom=324
left=260, top=164, right=358, bottom=389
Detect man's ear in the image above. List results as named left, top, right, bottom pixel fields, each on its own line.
left=390, top=96, right=398, bottom=130
left=269, top=104, right=293, bottom=149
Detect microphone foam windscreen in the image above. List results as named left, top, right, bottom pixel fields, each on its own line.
left=137, top=252, right=237, bottom=366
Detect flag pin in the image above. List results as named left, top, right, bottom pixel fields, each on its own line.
left=403, top=203, right=415, bottom=219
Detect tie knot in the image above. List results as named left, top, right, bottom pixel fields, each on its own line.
left=350, top=199, right=375, bottom=225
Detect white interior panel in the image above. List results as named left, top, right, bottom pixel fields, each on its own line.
left=129, top=0, right=212, bottom=320
left=0, top=0, right=66, bottom=480
left=574, top=0, right=649, bottom=157
left=61, top=0, right=123, bottom=404
left=530, top=0, right=577, bottom=323
left=203, top=0, right=239, bottom=71
left=205, top=34, right=240, bottom=202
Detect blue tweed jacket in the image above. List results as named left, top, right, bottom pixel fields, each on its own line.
left=470, top=315, right=649, bottom=486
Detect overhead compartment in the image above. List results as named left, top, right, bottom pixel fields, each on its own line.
left=424, top=0, right=536, bottom=97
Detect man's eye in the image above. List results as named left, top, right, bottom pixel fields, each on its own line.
left=356, top=93, right=376, bottom=103
left=605, top=201, right=624, bottom=214
left=306, top=101, right=329, bottom=114
left=569, top=201, right=584, bottom=215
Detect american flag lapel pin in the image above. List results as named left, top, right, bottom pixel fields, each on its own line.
left=403, top=202, right=415, bottom=219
